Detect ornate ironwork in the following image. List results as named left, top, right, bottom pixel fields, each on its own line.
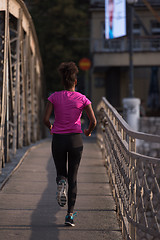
left=97, top=97, right=160, bottom=240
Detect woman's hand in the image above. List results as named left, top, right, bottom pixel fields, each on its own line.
left=84, top=129, right=91, bottom=137
left=43, top=101, right=54, bottom=130
left=50, top=124, right=53, bottom=135
left=84, top=104, right=96, bottom=137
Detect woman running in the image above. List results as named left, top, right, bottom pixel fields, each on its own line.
left=43, top=61, right=96, bottom=226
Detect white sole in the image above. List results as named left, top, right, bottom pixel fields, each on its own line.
left=57, top=180, right=67, bottom=207
left=65, top=222, right=75, bottom=227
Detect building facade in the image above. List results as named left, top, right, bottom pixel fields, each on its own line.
left=90, top=0, right=160, bottom=115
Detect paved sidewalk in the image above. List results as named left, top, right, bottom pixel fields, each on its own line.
left=0, top=137, right=122, bottom=240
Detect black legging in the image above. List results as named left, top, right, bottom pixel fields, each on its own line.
left=52, top=133, right=83, bottom=213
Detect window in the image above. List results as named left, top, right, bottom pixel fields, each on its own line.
left=151, top=20, right=160, bottom=49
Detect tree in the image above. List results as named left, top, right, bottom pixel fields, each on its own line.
left=27, top=0, right=90, bottom=94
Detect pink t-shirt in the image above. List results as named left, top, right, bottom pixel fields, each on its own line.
left=48, top=90, right=91, bottom=134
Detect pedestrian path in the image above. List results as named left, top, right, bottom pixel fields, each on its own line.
left=0, top=137, right=122, bottom=240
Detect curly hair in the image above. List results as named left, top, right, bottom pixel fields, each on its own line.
left=58, top=62, right=79, bottom=89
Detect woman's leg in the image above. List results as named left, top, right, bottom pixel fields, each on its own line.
left=67, top=134, right=83, bottom=214
left=52, top=134, right=68, bottom=207
left=52, top=134, right=68, bottom=183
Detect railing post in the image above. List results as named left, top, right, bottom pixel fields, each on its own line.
left=18, top=9, right=23, bottom=149
left=23, top=33, right=29, bottom=146
left=25, top=31, right=31, bottom=145
left=129, top=136, right=136, bottom=240
left=30, top=55, right=36, bottom=143
left=0, top=0, right=9, bottom=167
left=20, top=14, right=25, bottom=148
left=13, top=8, right=22, bottom=154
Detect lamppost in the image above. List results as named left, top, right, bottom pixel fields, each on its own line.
left=123, top=0, right=140, bottom=132
left=127, top=0, right=138, bottom=97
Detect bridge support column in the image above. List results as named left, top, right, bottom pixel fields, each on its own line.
left=122, top=98, right=140, bottom=132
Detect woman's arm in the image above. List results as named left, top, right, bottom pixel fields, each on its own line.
left=84, top=104, right=97, bottom=136
left=43, top=101, right=54, bottom=130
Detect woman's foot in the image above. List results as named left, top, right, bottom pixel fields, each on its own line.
left=56, top=179, right=67, bottom=207
left=65, top=212, right=77, bottom=227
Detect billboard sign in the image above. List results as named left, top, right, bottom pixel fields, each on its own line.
left=105, top=0, right=126, bottom=39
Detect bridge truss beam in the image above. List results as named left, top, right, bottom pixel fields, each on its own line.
left=0, top=0, right=45, bottom=173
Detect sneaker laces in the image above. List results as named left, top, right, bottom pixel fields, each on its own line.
left=69, top=212, right=77, bottom=219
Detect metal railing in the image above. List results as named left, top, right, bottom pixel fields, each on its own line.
left=97, top=97, right=160, bottom=240
left=0, top=0, right=45, bottom=172
left=92, top=37, right=160, bottom=53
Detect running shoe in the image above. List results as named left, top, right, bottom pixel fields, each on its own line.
left=65, top=212, right=77, bottom=227
left=56, top=179, right=67, bottom=207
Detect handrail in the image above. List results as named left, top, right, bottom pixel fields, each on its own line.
left=102, top=97, right=160, bottom=142
left=97, top=97, right=160, bottom=240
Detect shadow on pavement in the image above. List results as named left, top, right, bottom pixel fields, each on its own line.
left=29, top=156, right=60, bottom=240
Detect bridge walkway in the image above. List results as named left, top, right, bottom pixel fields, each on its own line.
left=0, top=137, right=122, bottom=240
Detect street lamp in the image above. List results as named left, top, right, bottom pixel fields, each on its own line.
left=123, top=0, right=141, bottom=133
left=127, top=0, right=138, bottom=98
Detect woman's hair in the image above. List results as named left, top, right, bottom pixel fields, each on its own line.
left=58, top=62, right=79, bottom=89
